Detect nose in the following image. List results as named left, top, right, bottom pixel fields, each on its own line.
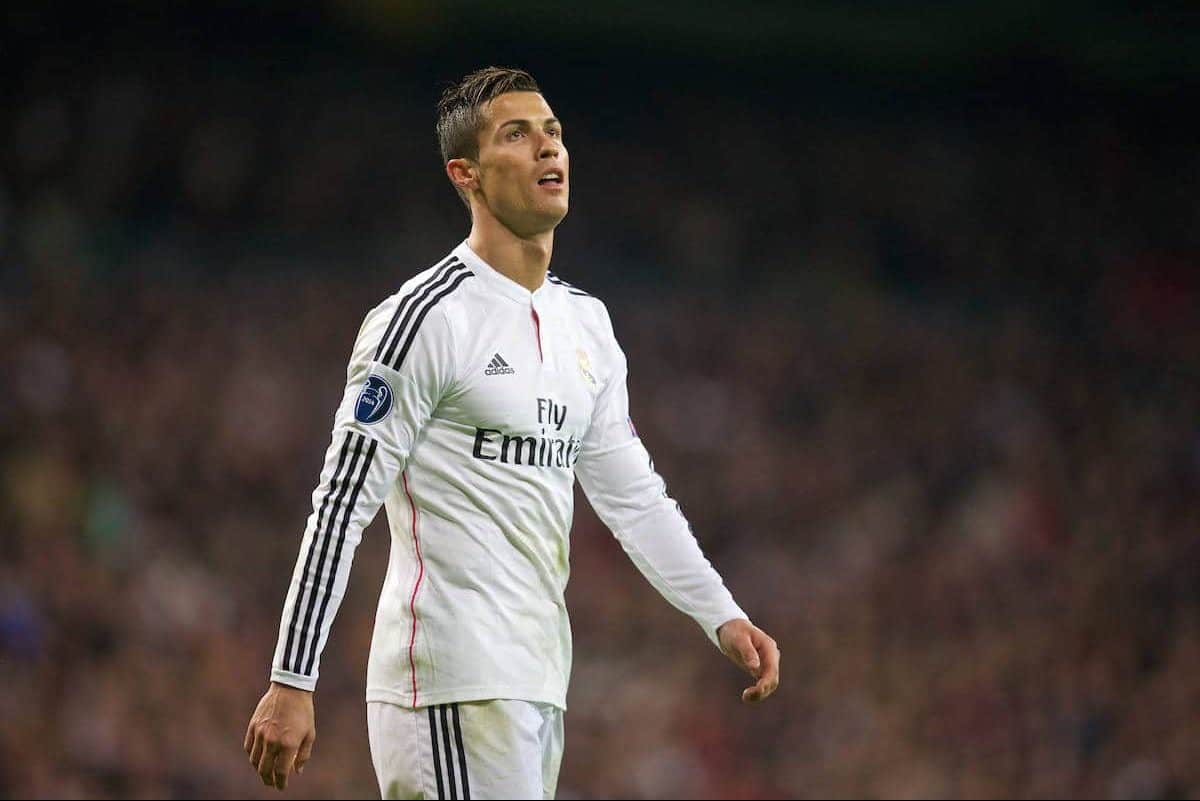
left=537, top=133, right=560, bottom=161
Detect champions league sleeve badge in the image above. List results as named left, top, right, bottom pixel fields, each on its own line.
left=354, top=375, right=393, bottom=424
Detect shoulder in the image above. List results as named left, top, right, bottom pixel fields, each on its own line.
left=548, top=272, right=627, bottom=376
left=379, top=254, right=477, bottom=320
left=360, top=254, right=476, bottom=365
left=547, top=271, right=613, bottom=331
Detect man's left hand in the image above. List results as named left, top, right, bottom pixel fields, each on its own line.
left=717, top=618, right=780, bottom=703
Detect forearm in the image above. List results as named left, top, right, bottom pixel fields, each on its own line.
left=271, top=428, right=402, bottom=688
left=578, top=438, right=746, bottom=645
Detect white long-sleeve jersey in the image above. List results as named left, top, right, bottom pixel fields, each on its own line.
left=271, top=241, right=747, bottom=710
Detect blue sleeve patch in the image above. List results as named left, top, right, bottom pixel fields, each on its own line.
left=354, top=375, right=393, bottom=424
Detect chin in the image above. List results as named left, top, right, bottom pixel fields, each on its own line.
left=532, top=202, right=569, bottom=229
left=497, top=203, right=568, bottom=237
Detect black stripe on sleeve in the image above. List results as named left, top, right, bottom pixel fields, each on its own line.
left=291, top=433, right=364, bottom=673
left=379, top=262, right=470, bottom=367
left=429, top=706, right=446, bottom=800
left=389, top=271, right=475, bottom=370
left=451, top=703, right=471, bottom=800
left=373, top=256, right=458, bottom=362
left=302, top=437, right=377, bottom=675
left=439, top=704, right=458, bottom=799
left=283, top=431, right=352, bottom=671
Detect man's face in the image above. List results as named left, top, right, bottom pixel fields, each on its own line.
left=473, top=91, right=568, bottom=235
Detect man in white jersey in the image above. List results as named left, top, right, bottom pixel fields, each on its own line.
left=244, top=66, right=780, bottom=799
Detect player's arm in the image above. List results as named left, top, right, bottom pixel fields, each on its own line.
left=245, top=294, right=458, bottom=790
left=574, top=310, right=779, bottom=704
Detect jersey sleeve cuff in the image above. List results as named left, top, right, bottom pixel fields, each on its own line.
left=702, top=605, right=751, bottom=648
left=271, top=668, right=317, bottom=692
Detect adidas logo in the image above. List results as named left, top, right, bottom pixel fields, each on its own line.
left=484, top=353, right=516, bottom=376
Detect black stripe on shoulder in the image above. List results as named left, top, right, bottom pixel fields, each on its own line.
left=547, top=272, right=592, bottom=297
left=373, top=256, right=459, bottom=362
left=386, top=270, right=475, bottom=370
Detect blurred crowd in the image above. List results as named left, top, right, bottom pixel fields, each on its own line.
left=3, top=19, right=1200, bottom=800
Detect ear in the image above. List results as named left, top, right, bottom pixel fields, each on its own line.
left=446, top=158, right=478, bottom=193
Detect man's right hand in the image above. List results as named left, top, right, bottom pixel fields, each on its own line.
left=244, top=681, right=316, bottom=791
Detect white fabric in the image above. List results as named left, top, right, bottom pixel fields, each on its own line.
left=270, top=241, right=747, bottom=709
left=367, top=699, right=564, bottom=800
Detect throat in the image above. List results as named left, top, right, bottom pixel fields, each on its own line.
left=466, top=227, right=554, bottom=292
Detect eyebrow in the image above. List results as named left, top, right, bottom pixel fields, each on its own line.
left=497, top=117, right=562, bottom=129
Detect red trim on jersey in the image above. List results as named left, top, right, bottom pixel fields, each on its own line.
left=531, top=307, right=543, bottom=362
left=403, top=471, right=424, bottom=707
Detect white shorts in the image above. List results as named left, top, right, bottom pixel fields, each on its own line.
left=366, top=699, right=564, bottom=800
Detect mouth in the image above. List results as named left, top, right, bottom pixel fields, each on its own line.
left=537, top=169, right=565, bottom=187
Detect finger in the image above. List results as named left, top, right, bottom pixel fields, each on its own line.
left=742, top=681, right=775, bottom=703
left=747, top=673, right=777, bottom=702
left=757, top=636, right=780, bottom=689
left=734, top=636, right=761, bottom=677
left=744, top=659, right=780, bottom=703
left=273, top=745, right=298, bottom=791
left=258, top=741, right=280, bottom=787
left=742, top=674, right=774, bottom=703
left=249, top=730, right=264, bottom=767
left=295, top=730, right=315, bottom=775
left=739, top=632, right=779, bottom=702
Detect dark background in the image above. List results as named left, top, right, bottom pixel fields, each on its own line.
left=2, top=2, right=1199, bottom=798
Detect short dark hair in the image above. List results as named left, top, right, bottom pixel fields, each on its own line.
left=437, top=66, right=542, bottom=208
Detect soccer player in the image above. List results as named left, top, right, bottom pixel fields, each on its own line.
left=244, top=66, right=780, bottom=799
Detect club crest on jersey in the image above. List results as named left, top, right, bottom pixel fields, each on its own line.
left=354, top=375, right=393, bottom=424
left=577, top=348, right=597, bottom=389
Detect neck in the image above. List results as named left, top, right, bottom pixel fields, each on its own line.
left=466, top=208, right=554, bottom=293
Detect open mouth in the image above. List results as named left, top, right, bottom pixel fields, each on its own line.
left=537, top=170, right=564, bottom=186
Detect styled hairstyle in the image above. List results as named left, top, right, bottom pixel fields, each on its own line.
left=436, top=66, right=542, bottom=208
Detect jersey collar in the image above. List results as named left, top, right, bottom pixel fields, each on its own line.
left=453, top=241, right=554, bottom=304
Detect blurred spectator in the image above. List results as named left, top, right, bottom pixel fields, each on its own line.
left=2, top=6, right=1198, bottom=799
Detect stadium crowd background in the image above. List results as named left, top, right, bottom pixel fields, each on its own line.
left=2, top=4, right=1198, bottom=798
